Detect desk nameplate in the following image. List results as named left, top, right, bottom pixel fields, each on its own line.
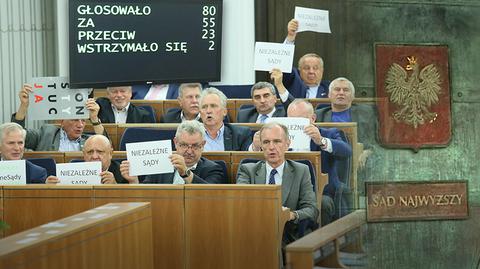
left=366, top=181, right=468, bottom=222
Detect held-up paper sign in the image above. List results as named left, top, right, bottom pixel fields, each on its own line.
left=265, top=117, right=311, bottom=151
left=294, top=7, right=331, bottom=33
left=126, top=140, right=174, bottom=176
left=254, top=42, right=295, bottom=73
left=28, top=76, right=91, bottom=120
left=0, top=160, right=27, bottom=185
left=56, top=161, right=102, bottom=185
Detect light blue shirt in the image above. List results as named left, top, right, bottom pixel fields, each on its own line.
left=306, top=85, right=319, bottom=99
left=58, top=129, right=81, bottom=151
left=204, top=125, right=225, bottom=151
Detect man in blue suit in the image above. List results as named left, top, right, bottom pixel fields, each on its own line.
left=0, top=123, right=47, bottom=183
left=279, top=19, right=330, bottom=99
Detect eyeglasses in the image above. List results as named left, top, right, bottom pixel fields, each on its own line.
left=177, top=143, right=203, bottom=150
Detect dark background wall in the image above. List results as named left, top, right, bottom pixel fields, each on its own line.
left=256, top=0, right=480, bottom=268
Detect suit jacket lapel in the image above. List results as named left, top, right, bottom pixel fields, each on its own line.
left=281, top=161, right=294, bottom=204
left=223, top=124, right=233, bottom=150
left=255, top=162, right=267, bottom=184
left=126, top=104, right=135, bottom=122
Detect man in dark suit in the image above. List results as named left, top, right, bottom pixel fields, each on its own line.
left=0, top=122, right=47, bottom=183
left=236, top=122, right=318, bottom=245
left=200, top=88, right=252, bottom=151
left=279, top=19, right=330, bottom=98
left=120, top=120, right=225, bottom=184
left=315, top=77, right=377, bottom=170
left=132, top=84, right=180, bottom=100
left=46, top=135, right=128, bottom=184
left=12, top=84, right=106, bottom=151
left=236, top=82, right=292, bottom=123
left=95, top=86, right=155, bottom=123
left=287, top=99, right=352, bottom=225
left=160, top=83, right=202, bottom=123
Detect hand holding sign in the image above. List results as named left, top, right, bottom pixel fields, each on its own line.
left=28, top=77, right=91, bottom=121
left=294, top=7, right=331, bottom=34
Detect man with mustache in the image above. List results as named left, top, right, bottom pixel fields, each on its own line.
left=12, top=84, right=105, bottom=151
left=236, top=81, right=294, bottom=123
left=160, top=83, right=203, bottom=123
left=95, top=86, right=155, bottom=123
left=120, top=120, right=225, bottom=184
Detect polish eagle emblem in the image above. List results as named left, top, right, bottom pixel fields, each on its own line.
left=385, top=56, right=442, bottom=128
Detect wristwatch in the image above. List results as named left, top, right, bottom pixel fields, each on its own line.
left=90, top=118, right=102, bottom=126
left=319, top=137, right=327, bottom=148
left=180, top=169, right=192, bottom=178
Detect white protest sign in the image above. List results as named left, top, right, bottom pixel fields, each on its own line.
left=0, top=160, right=26, bottom=185
left=294, top=7, right=331, bottom=33
left=126, top=140, right=174, bottom=176
left=265, top=117, right=311, bottom=151
left=56, top=161, right=102, bottom=185
left=254, top=42, right=295, bottom=73
left=28, top=76, right=91, bottom=120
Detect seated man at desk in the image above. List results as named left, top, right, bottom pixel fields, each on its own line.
left=12, top=84, right=106, bottom=151
left=46, top=135, right=128, bottom=184
left=280, top=19, right=330, bottom=98
left=315, top=77, right=377, bottom=170
left=236, top=122, right=318, bottom=245
left=96, top=86, right=155, bottom=123
left=160, top=83, right=203, bottom=123
left=236, top=81, right=292, bottom=123
left=0, top=122, right=47, bottom=183
left=199, top=88, right=252, bottom=151
left=287, top=99, right=352, bottom=225
left=120, top=120, right=224, bottom=184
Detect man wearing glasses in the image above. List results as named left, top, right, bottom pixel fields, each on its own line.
left=120, top=120, right=225, bottom=184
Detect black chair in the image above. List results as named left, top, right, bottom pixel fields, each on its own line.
left=119, top=127, right=176, bottom=151
left=212, top=159, right=229, bottom=184
left=27, top=158, right=56, bottom=176
left=137, top=105, right=157, bottom=122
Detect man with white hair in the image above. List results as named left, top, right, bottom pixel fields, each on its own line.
left=0, top=122, right=47, bottom=183
left=315, top=77, right=377, bottom=169
left=120, top=120, right=225, bottom=184
left=199, top=88, right=252, bottom=151
left=96, top=85, right=155, bottom=123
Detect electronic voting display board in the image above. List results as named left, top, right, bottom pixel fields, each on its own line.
left=69, top=0, right=222, bottom=88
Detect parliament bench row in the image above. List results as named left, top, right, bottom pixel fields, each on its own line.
left=127, top=98, right=376, bottom=124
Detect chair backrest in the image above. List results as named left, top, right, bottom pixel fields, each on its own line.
left=137, top=105, right=157, bottom=122
left=214, top=85, right=253, bottom=98
left=119, top=127, right=176, bottom=151
left=212, top=160, right=229, bottom=184
left=27, top=158, right=56, bottom=176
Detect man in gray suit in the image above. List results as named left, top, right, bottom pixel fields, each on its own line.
left=236, top=122, right=318, bottom=245
left=236, top=81, right=292, bottom=123
left=12, top=84, right=106, bottom=151
left=315, top=77, right=377, bottom=169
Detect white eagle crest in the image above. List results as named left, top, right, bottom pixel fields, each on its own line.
left=385, top=56, right=442, bottom=128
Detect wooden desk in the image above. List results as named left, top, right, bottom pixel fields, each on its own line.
left=185, top=185, right=289, bottom=269
left=94, top=185, right=185, bottom=269
left=2, top=185, right=94, bottom=236
left=286, top=210, right=366, bottom=269
left=0, top=202, right=154, bottom=269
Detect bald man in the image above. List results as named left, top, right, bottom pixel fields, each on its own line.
left=47, top=135, right=128, bottom=184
